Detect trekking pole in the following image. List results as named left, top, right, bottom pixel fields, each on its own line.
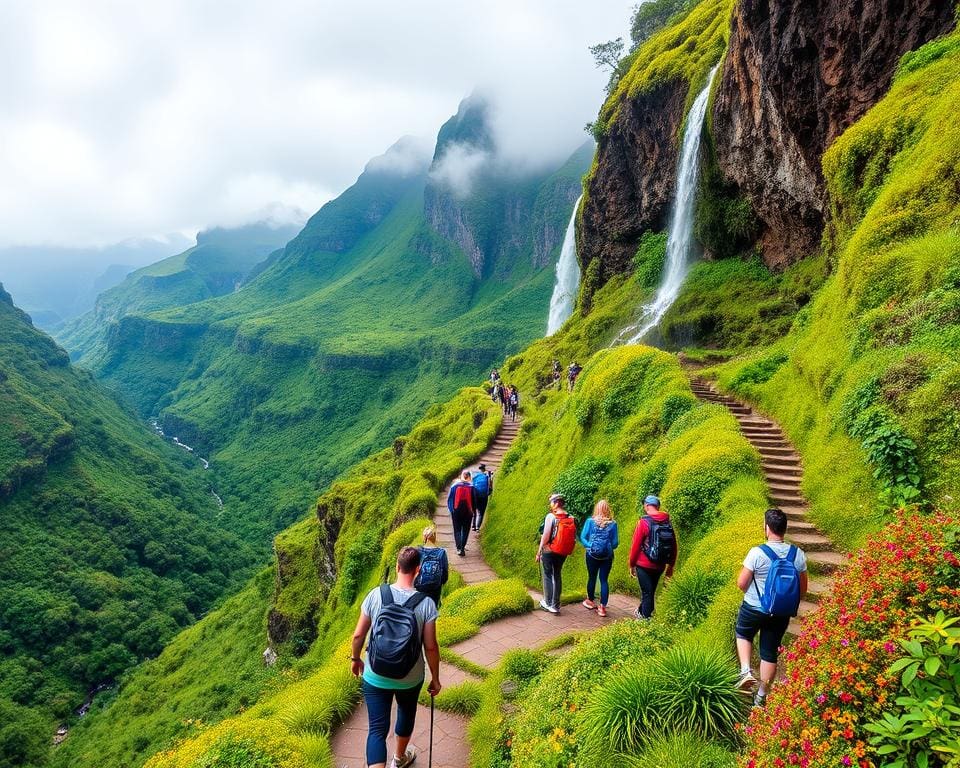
left=429, top=693, right=435, bottom=768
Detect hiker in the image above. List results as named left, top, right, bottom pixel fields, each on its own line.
left=735, top=507, right=808, bottom=708
left=446, top=470, right=476, bottom=557
left=552, top=359, right=562, bottom=389
left=567, top=362, right=582, bottom=391
left=471, top=463, right=493, bottom=531
left=350, top=546, right=441, bottom=768
left=628, top=494, right=677, bottom=619
left=580, top=499, right=619, bottom=617
left=507, top=386, right=519, bottom=421
left=415, top=526, right=449, bottom=608
left=535, top=493, right=577, bottom=614
left=490, top=368, right=500, bottom=386
left=495, top=382, right=507, bottom=411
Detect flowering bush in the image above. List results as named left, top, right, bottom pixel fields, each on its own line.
left=739, top=511, right=960, bottom=768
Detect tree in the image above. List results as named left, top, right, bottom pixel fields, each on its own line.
left=589, top=37, right=625, bottom=75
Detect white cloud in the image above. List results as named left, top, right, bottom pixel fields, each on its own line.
left=0, top=0, right=633, bottom=251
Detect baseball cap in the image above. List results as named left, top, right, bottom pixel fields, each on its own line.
left=549, top=493, right=565, bottom=504
left=643, top=495, right=661, bottom=508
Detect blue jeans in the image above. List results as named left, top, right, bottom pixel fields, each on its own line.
left=585, top=554, right=613, bottom=606
left=362, top=678, right=423, bottom=765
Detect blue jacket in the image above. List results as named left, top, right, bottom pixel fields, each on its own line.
left=580, top=518, right=619, bottom=553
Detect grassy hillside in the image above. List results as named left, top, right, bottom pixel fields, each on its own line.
left=77, top=126, right=589, bottom=548
left=53, top=387, right=507, bottom=768
left=57, top=221, right=299, bottom=366
left=0, top=285, right=255, bottom=768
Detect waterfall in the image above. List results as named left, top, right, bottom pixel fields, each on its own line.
left=618, top=66, right=718, bottom=345
left=546, top=195, right=583, bottom=336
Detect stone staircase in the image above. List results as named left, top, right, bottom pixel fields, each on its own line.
left=689, top=379, right=843, bottom=635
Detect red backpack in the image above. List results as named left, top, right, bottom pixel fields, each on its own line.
left=548, top=512, right=577, bottom=556
left=453, top=483, right=473, bottom=512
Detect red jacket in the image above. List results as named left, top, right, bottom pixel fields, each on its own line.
left=628, top=512, right=677, bottom=571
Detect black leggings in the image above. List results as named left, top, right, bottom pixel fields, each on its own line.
left=452, top=508, right=472, bottom=551
left=473, top=494, right=489, bottom=529
left=634, top=566, right=663, bottom=618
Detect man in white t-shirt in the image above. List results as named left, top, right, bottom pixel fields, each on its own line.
left=351, top=546, right=441, bottom=768
left=735, top=508, right=807, bottom=707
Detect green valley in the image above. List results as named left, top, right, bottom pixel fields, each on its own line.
left=0, top=285, right=255, bottom=768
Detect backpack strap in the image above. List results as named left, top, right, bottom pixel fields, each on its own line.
left=403, top=591, right=428, bottom=611
left=380, top=583, right=394, bottom=606
left=787, top=544, right=798, bottom=563
left=758, top=543, right=781, bottom=561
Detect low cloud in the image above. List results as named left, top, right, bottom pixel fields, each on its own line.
left=0, top=0, right=633, bottom=251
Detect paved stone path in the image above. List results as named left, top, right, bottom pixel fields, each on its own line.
left=330, top=413, right=641, bottom=767
left=689, top=379, right=843, bottom=636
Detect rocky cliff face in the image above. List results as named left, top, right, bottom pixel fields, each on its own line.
left=578, top=79, right=689, bottom=285
left=712, top=0, right=955, bottom=267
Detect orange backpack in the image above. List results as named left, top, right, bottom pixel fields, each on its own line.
left=548, top=512, right=577, bottom=556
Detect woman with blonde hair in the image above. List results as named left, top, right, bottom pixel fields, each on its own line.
left=414, top=525, right=449, bottom=608
left=579, top=500, right=619, bottom=617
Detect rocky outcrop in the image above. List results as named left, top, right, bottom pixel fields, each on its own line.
left=713, top=0, right=955, bottom=267
left=578, top=79, right=689, bottom=285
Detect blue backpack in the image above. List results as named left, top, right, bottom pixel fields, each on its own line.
left=415, top=547, right=445, bottom=593
left=473, top=472, right=490, bottom=496
left=588, top=522, right=615, bottom=560
left=755, top=544, right=801, bottom=617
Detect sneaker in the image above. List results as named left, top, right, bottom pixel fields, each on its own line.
left=547, top=605, right=560, bottom=614
left=582, top=599, right=597, bottom=610
left=457, top=549, right=465, bottom=557
left=737, top=670, right=757, bottom=691
left=391, top=749, right=417, bottom=768
left=597, top=605, right=607, bottom=617
left=539, top=599, right=551, bottom=612
left=634, top=607, right=649, bottom=620
left=753, top=691, right=767, bottom=709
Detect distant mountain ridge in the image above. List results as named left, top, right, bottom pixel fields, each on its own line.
left=59, top=98, right=591, bottom=547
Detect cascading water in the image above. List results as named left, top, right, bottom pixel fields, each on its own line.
left=546, top=195, right=583, bottom=336
left=617, top=65, right=719, bottom=345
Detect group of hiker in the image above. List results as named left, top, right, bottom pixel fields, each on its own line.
left=350, top=472, right=807, bottom=767
left=489, top=369, right=519, bottom=421
left=550, top=359, right=582, bottom=391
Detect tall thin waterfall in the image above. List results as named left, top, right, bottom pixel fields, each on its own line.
left=546, top=195, right=583, bottom=336
left=618, top=66, right=718, bottom=345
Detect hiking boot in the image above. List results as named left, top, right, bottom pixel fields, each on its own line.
left=752, top=691, right=767, bottom=709
left=582, top=599, right=597, bottom=610
left=737, top=670, right=757, bottom=691
left=597, top=605, right=607, bottom=617
left=391, top=749, right=417, bottom=768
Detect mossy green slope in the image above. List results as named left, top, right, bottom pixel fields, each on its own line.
left=710, top=27, right=960, bottom=549
left=0, top=285, right=255, bottom=768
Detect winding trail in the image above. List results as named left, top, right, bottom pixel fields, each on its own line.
left=330, top=416, right=636, bottom=767
left=331, top=383, right=844, bottom=766
left=689, top=379, right=843, bottom=635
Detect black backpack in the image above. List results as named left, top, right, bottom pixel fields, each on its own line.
left=415, top=548, right=445, bottom=593
left=642, top=515, right=676, bottom=566
left=367, top=585, right=427, bottom=679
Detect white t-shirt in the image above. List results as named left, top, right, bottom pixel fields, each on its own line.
left=743, top=541, right=807, bottom=609
left=361, top=584, right=438, bottom=687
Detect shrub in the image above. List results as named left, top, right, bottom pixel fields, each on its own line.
left=728, top=352, right=788, bottom=388
left=553, top=456, right=613, bottom=521
left=661, top=569, right=727, bottom=627
left=864, top=611, right=960, bottom=767
left=584, top=645, right=745, bottom=760
left=628, top=732, right=737, bottom=767
left=633, top=231, right=668, bottom=290
left=740, top=511, right=960, bottom=768
left=431, top=680, right=484, bottom=716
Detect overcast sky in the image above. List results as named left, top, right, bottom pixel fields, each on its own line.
left=0, top=1, right=634, bottom=251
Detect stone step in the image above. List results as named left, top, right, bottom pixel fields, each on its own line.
left=766, top=473, right=802, bottom=487
left=806, top=550, right=846, bottom=574
left=785, top=518, right=817, bottom=532
left=781, top=505, right=810, bottom=521
left=752, top=440, right=791, bottom=450
left=770, top=494, right=806, bottom=509
left=797, top=599, right=819, bottom=617
left=741, top=428, right=785, bottom=439
left=787, top=532, right=833, bottom=552
left=756, top=446, right=799, bottom=459
left=761, top=461, right=802, bottom=476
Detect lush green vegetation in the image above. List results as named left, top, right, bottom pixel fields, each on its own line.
left=65, top=132, right=588, bottom=550
left=708, top=28, right=960, bottom=550
left=0, top=286, right=256, bottom=767
left=56, top=222, right=298, bottom=367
